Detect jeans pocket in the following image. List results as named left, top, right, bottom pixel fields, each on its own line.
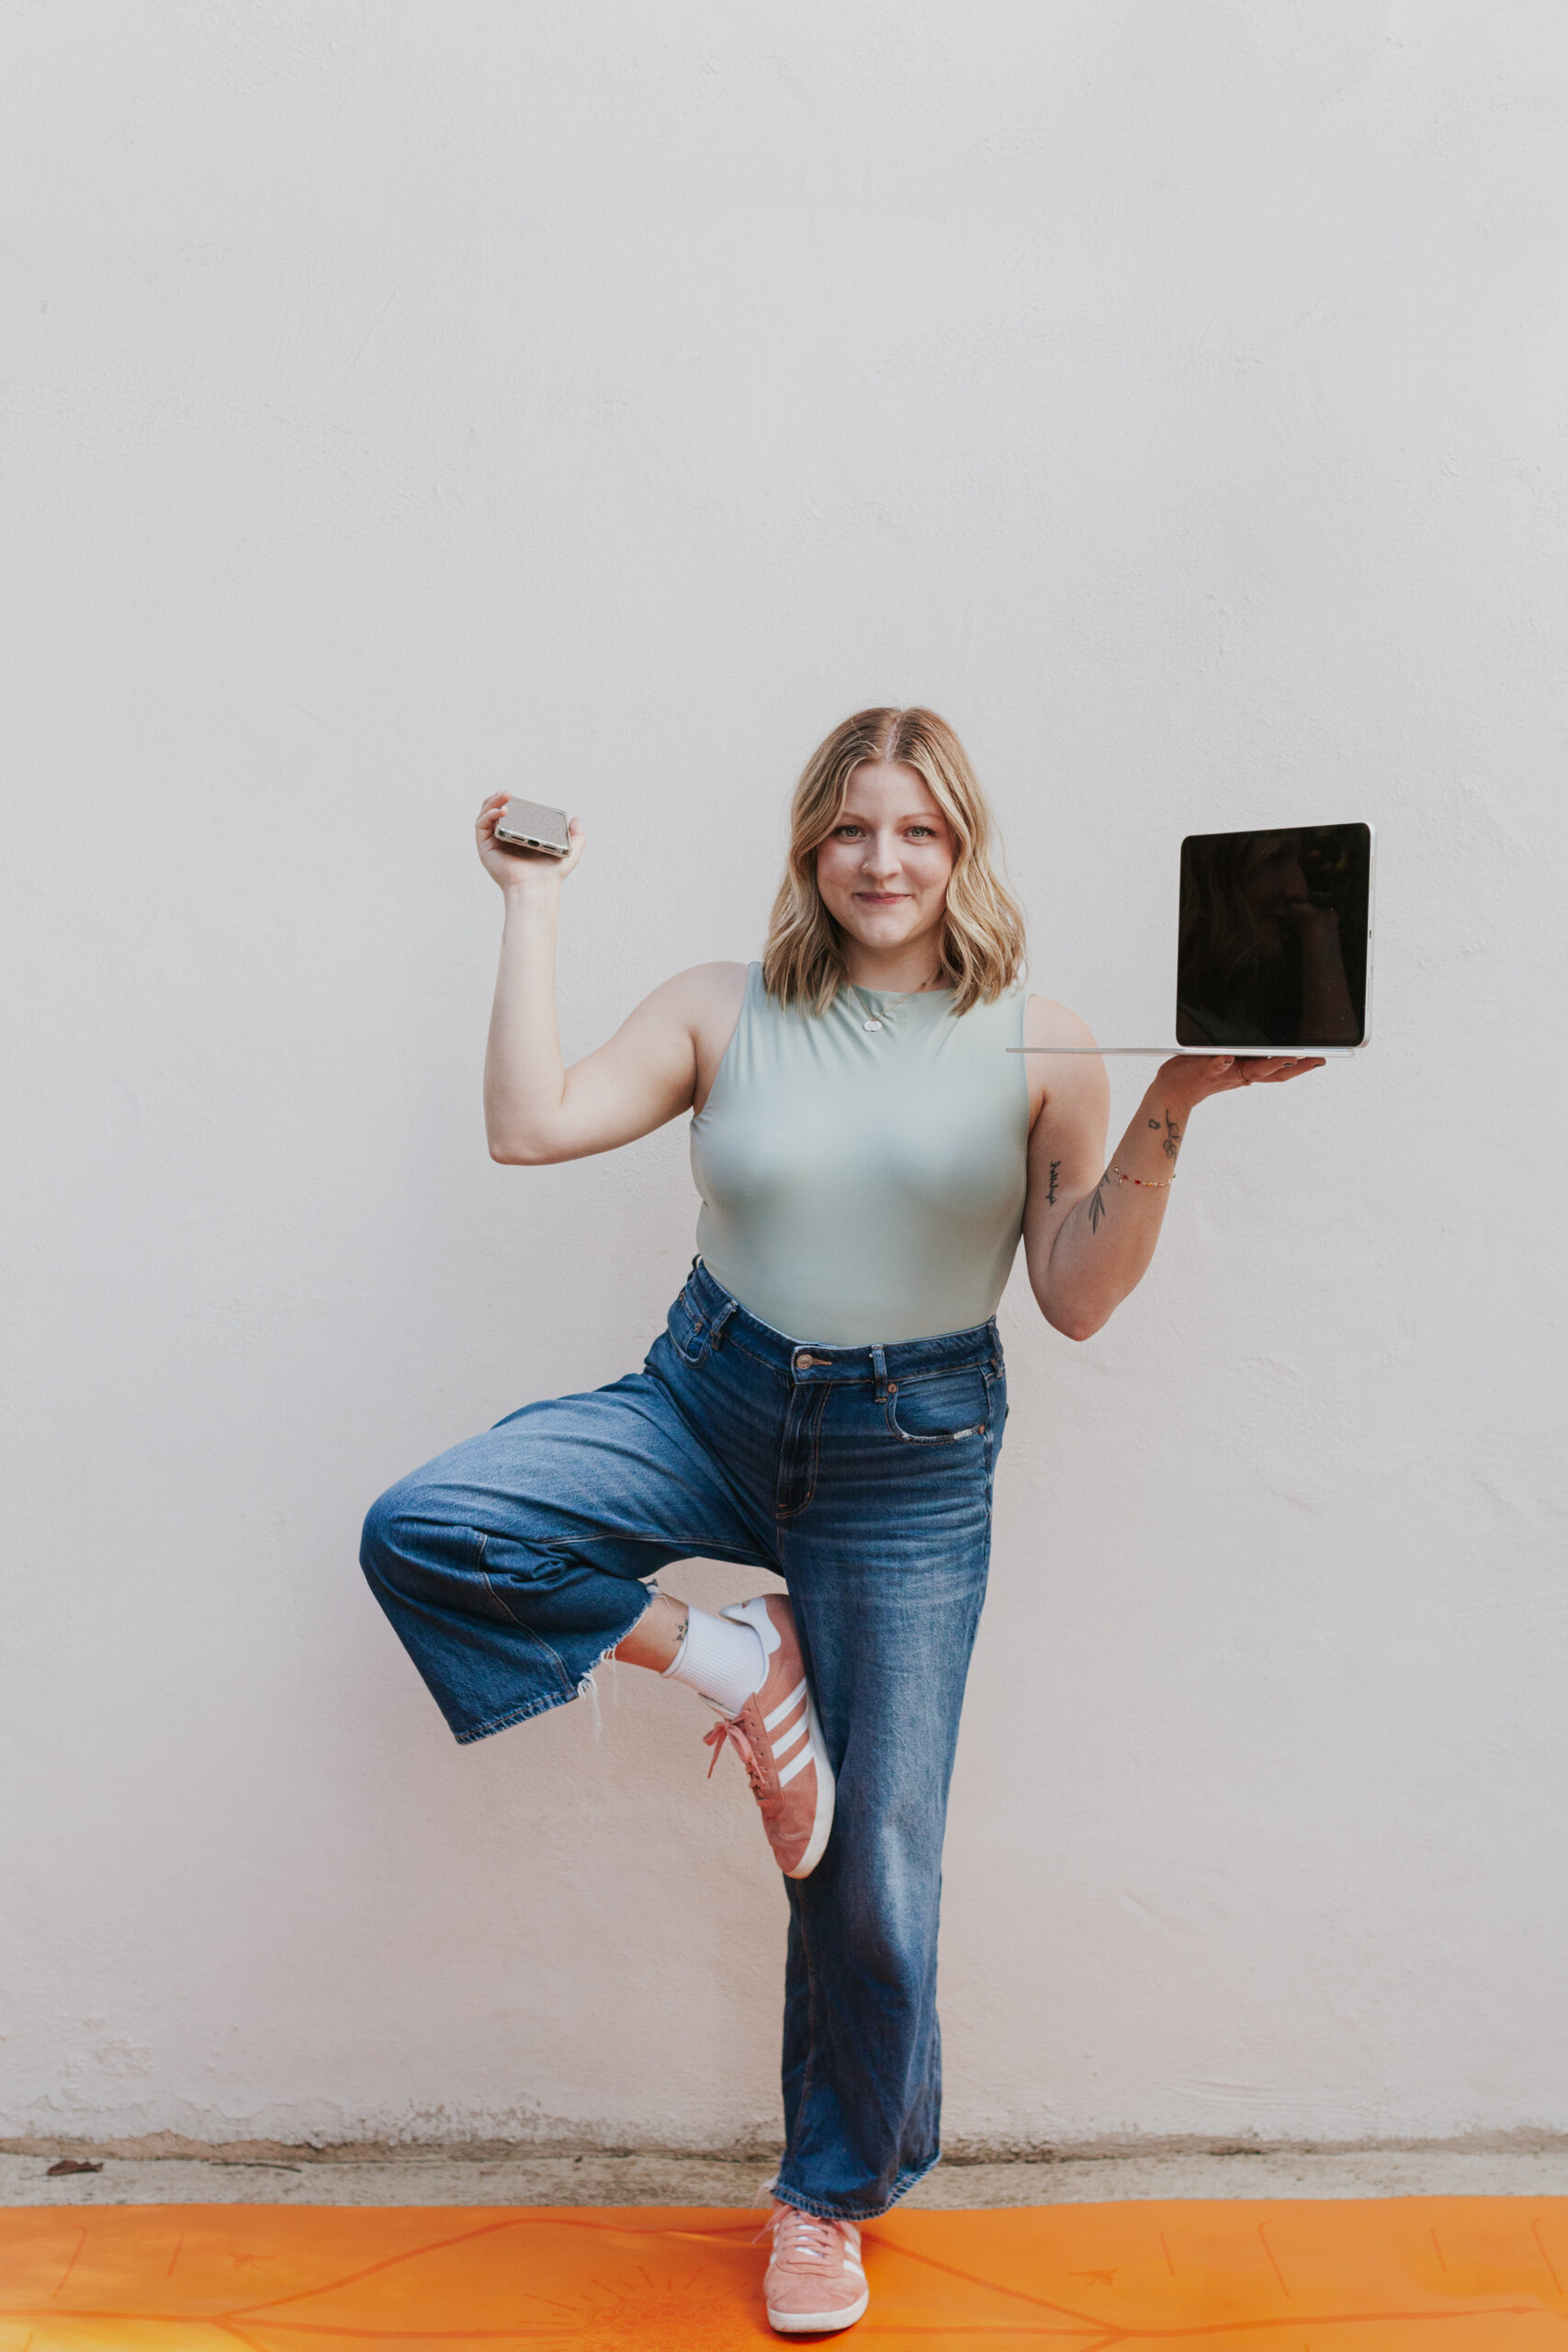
left=666, top=1284, right=712, bottom=1367
left=884, top=1365, right=992, bottom=1444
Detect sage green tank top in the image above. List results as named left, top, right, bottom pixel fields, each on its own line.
left=690, top=964, right=1031, bottom=1345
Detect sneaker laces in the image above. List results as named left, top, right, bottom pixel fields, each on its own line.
left=703, top=1713, right=766, bottom=1796
left=767, top=2202, right=849, bottom=2267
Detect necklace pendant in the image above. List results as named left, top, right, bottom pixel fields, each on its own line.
left=863, top=1017, right=884, bottom=1032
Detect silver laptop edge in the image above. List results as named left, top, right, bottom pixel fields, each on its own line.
left=1013, top=821, right=1375, bottom=1057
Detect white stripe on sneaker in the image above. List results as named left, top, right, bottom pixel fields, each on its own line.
left=772, top=1714, right=807, bottom=1760
left=777, top=1740, right=814, bottom=1786
left=763, top=1677, right=808, bottom=1734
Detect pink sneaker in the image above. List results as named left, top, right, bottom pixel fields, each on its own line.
left=701, top=1595, right=834, bottom=1880
left=762, top=2199, right=869, bottom=2335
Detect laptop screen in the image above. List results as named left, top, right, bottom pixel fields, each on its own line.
left=1176, top=823, right=1372, bottom=1050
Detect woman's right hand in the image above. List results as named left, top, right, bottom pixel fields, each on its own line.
left=475, top=792, right=586, bottom=893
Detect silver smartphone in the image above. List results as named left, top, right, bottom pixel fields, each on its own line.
left=495, top=797, right=570, bottom=858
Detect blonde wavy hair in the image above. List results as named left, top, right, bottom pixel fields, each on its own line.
left=761, top=707, right=1026, bottom=1016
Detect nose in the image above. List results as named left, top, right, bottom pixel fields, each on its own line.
left=862, top=831, right=901, bottom=877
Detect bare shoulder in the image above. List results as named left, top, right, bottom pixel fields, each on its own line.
left=685, top=958, right=751, bottom=1006
left=658, top=959, right=751, bottom=1105
left=1023, top=994, right=1106, bottom=1125
left=1024, top=992, right=1099, bottom=1049
left=626, top=960, right=744, bottom=1021
left=653, top=960, right=749, bottom=1031
left=637, top=962, right=749, bottom=1107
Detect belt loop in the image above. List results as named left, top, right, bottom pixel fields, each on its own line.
left=870, top=1342, right=887, bottom=1400
left=709, top=1295, right=739, bottom=1348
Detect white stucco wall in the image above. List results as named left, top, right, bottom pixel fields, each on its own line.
left=4, top=2, right=1566, bottom=2154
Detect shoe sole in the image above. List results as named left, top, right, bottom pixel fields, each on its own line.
left=766, top=2282, right=870, bottom=2333
left=783, top=1685, right=835, bottom=1880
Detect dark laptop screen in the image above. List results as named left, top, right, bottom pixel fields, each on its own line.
left=1176, top=823, right=1371, bottom=1049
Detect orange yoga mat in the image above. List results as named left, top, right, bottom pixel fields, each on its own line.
left=3, top=2198, right=1567, bottom=2348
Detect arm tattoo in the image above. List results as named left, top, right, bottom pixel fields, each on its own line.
left=1047, top=1159, right=1061, bottom=1206
left=1148, top=1117, right=1159, bottom=1129
left=1162, top=1107, right=1182, bottom=1161
left=1086, top=1171, right=1111, bottom=1233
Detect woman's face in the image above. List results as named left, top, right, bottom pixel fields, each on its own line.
left=814, top=762, right=956, bottom=956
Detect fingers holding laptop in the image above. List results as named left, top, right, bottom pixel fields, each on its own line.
left=1235, top=1056, right=1326, bottom=1085
left=1161, top=1052, right=1326, bottom=1104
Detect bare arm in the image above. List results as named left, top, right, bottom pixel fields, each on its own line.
left=1020, top=995, right=1324, bottom=1340
left=476, top=792, right=742, bottom=1165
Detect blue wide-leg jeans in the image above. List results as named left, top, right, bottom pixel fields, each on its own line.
left=360, top=1260, right=1007, bottom=2220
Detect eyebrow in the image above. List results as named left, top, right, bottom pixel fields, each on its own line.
left=834, top=807, right=946, bottom=827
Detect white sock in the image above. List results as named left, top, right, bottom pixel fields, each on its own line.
left=662, top=1605, right=768, bottom=1715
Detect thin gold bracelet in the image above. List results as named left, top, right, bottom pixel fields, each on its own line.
left=1110, top=1160, right=1176, bottom=1189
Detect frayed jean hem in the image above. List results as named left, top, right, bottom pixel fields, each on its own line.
left=769, top=2146, right=940, bottom=2223
left=449, top=1585, right=658, bottom=1746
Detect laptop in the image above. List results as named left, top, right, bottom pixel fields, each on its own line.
left=1021, top=821, right=1375, bottom=1057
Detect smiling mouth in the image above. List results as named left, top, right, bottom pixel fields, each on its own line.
left=855, top=890, right=908, bottom=902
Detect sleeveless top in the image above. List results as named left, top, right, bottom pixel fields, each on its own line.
left=689, top=963, right=1031, bottom=1345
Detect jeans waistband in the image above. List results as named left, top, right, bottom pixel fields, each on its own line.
left=683, top=1258, right=1002, bottom=1384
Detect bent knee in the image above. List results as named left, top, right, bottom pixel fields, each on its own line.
left=360, top=1479, right=446, bottom=1587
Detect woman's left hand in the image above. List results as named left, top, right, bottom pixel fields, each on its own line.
left=1160, top=1051, right=1326, bottom=1108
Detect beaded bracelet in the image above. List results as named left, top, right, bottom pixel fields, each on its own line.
left=1110, top=1160, right=1176, bottom=1189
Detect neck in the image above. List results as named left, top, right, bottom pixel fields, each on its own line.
left=838, top=934, right=947, bottom=994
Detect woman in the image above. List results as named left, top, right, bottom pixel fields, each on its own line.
left=361, top=707, right=1320, bottom=2336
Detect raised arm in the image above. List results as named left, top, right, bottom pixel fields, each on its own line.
left=1020, top=994, right=1324, bottom=1340
left=476, top=792, right=742, bottom=1165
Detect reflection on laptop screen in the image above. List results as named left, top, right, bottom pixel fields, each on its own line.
left=1176, top=823, right=1372, bottom=1050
